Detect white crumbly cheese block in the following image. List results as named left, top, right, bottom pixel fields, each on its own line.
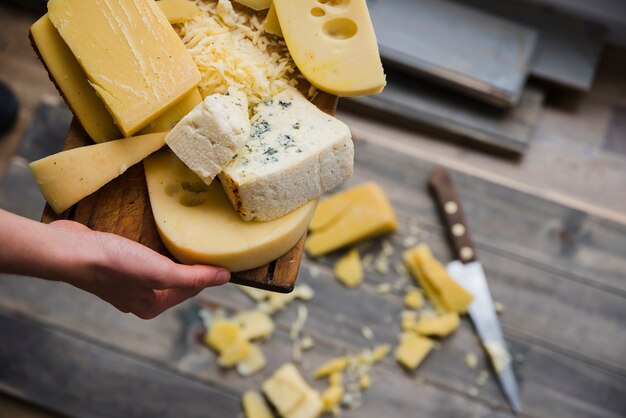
left=219, top=88, right=354, bottom=221
left=165, top=88, right=250, bottom=185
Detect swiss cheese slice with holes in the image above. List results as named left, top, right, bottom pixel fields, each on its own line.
left=144, top=150, right=317, bottom=272
left=273, top=0, right=385, bottom=96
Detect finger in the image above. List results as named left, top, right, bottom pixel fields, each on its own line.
left=151, top=263, right=231, bottom=290
left=50, top=219, right=91, bottom=232
left=141, top=288, right=202, bottom=318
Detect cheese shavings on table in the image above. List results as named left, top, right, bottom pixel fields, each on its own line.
left=178, top=0, right=303, bottom=105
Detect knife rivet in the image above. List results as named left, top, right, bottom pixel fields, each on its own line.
left=452, top=223, right=466, bottom=237
left=460, top=246, right=474, bottom=260
left=444, top=201, right=458, bottom=215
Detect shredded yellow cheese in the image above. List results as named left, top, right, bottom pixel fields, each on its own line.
left=179, top=0, right=300, bottom=105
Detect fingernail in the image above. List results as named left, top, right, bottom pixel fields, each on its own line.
left=216, top=270, right=231, bottom=284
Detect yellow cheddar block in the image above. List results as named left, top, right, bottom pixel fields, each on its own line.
left=334, top=249, right=363, bottom=288
left=404, top=245, right=474, bottom=313
left=30, top=15, right=120, bottom=143
left=144, top=151, right=317, bottom=272
left=234, top=0, right=272, bottom=11
left=309, top=192, right=351, bottom=232
left=262, top=363, right=323, bottom=418
left=306, top=183, right=397, bottom=256
left=395, top=332, right=434, bottom=371
left=313, top=357, right=349, bottom=379
left=206, top=320, right=241, bottom=352
left=264, top=3, right=283, bottom=37
left=414, top=312, right=460, bottom=337
left=156, top=0, right=199, bottom=24
left=233, top=310, right=275, bottom=340
left=48, top=0, right=201, bottom=136
left=30, top=132, right=166, bottom=214
left=243, top=391, right=274, bottom=418
left=273, top=0, right=385, bottom=96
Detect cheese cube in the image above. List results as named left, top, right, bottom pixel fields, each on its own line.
left=305, top=183, right=398, bottom=256
left=334, top=249, right=363, bottom=288
left=242, top=391, right=274, bottom=418
left=395, top=333, right=434, bottom=370
left=165, top=88, right=250, bottom=185
left=273, top=0, right=385, bottom=96
left=219, top=88, right=353, bottom=221
left=206, top=320, right=241, bottom=352
left=48, top=0, right=201, bottom=136
left=262, top=363, right=322, bottom=418
left=30, top=132, right=166, bottom=214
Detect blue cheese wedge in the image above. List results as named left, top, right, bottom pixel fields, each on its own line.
left=165, top=88, right=250, bottom=185
left=219, top=88, right=354, bottom=221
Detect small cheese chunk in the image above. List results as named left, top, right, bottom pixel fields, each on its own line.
left=334, top=249, right=363, bottom=288
left=414, top=312, right=460, bottom=337
left=206, top=320, right=241, bottom=352
left=30, top=132, right=166, bottom=214
left=48, top=0, right=201, bottom=136
left=306, top=183, right=398, bottom=256
left=237, top=344, right=267, bottom=376
left=165, top=88, right=250, bottom=185
left=157, top=0, right=199, bottom=24
left=243, top=391, right=274, bottom=418
left=313, top=357, right=349, bottom=379
left=219, top=337, right=252, bottom=367
left=404, top=289, right=425, bottom=310
left=233, top=0, right=271, bottom=11
left=404, top=245, right=473, bottom=313
left=219, top=88, right=353, bottom=221
left=232, top=310, right=275, bottom=340
left=273, top=0, right=385, bottom=96
left=144, top=151, right=316, bottom=272
left=264, top=3, right=283, bottom=37
left=262, top=363, right=322, bottom=418
left=395, top=333, right=434, bottom=370
left=321, top=385, right=343, bottom=413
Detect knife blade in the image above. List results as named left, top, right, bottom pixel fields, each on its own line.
left=428, top=167, right=521, bottom=415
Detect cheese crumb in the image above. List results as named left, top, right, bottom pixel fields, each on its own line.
left=464, top=353, right=478, bottom=370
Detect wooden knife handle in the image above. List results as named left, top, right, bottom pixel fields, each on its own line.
left=427, top=167, right=478, bottom=263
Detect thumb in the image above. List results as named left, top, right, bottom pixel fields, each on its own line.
left=156, top=263, right=231, bottom=290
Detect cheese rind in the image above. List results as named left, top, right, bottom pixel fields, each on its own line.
left=165, top=88, right=250, bottom=185
left=144, top=151, right=317, bottom=272
left=30, top=132, right=166, bottom=214
left=273, top=0, right=385, bottom=96
left=48, top=0, right=201, bottom=136
left=219, top=88, right=353, bottom=221
left=30, top=15, right=121, bottom=143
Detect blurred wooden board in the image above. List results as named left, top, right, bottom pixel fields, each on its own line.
left=458, top=0, right=605, bottom=91
left=41, top=92, right=338, bottom=294
left=368, top=0, right=538, bottom=107
left=345, top=69, right=545, bottom=154
left=1, top=137, right=625, bottom=417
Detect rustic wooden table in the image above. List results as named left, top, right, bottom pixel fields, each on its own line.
left=1, top=3, right=625, bottom=418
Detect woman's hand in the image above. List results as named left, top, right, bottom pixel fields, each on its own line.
left=0, top=210, right=230, bottom=319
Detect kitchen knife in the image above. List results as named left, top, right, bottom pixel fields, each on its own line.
left=428, top=167, right=521, bottom=415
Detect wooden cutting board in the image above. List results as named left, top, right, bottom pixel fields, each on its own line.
left=41, top=92, right=338, bottom=293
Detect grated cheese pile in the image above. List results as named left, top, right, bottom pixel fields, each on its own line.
left=179, top=0, right=303, bottom=105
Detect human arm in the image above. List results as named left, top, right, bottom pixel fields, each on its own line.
left=0, top=209, right=230, bottom=319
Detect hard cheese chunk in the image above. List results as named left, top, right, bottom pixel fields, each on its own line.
left=30, top=132, right=166, bottom=214
left=243, top=391, right=274, bottom=418
left=306, top=183, right=398, bottom=256
left=219, top=88, right=353, bottom=221
left=273, top=0, right=385, bottom=96
left=47, top=0, right=201, bottom=136
left=334, top=249, right=363, bottom=288
left=262, top=363, right=323, bottom=418
left=156, top=0, right=199, bottom=24
left=414, top=312, right=460, bottom=337
left=166, top=88, right=250, bottom=185
left=395, top=333, right=434, bottom=370
left=404, top=244, right=474, bottom=313
left=144, top=151, right=316, bottom=272
left=264, top=3, right=283, bottom=37
left=30, top=15, right=120, bottom=143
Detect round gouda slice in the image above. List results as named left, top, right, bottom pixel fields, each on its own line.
left=144, top=150, right=316, bottom=272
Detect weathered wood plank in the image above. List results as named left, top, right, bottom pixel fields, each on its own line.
left=369, top=0, right=538, bottom=107
left=344, top=73, right=545, bottom=154
left=0, top=312, right=241, bottom=418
